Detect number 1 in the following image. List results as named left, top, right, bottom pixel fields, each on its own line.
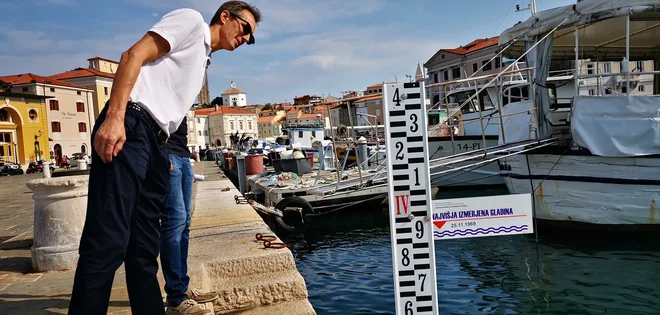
left=414, top=167, right=420, bottom=186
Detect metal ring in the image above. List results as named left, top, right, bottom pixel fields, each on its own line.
left=255, top=233, right=277, bottom=242
left=263, top=241, right=287, bottom=249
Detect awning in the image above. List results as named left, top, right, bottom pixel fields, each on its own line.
left=499, top=0, right=660, bottom=61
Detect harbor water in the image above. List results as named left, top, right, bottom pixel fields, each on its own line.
left=285, top=188, right=660, bottom=314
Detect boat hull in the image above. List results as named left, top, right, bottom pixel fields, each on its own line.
left=499, top=152, right=660, bottom=229
left=428, top=136, right=504, bottom=187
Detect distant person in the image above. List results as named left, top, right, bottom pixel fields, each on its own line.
left=161, top=118, right=219, bottom=314
left=68, top=2, right=262, bottom=315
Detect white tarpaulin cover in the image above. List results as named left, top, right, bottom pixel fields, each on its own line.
left=571, top=96, right=660, bottom=157
left=499, top=0, right=660, bottom=44
left=498, top=100, right=536, bottom=146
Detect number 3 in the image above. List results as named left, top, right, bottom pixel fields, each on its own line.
left=410, top=114, right=418, bottom=132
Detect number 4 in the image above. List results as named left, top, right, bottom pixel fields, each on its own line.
left=393, top=88, right=401, bottom=106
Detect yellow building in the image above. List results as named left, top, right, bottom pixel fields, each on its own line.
left=0, top=80, right=52, bottom=166
left=49, top=57, right=117, bottom=119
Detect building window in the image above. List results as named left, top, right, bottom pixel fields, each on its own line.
left=473, top=63, right=478, bottom=73
left=443, top=71, right=449, bottom=81
left=495, top=57, right=501, bottom=69
left=451, top=67, right=461, bottom=79
left=198, top=131, right=202, bottom=136
left=29, top=109, right=38, bottom=120
left=0, top=109, right=9, bottom=122
left=78, top=122, right=87, bottom=132
left=49, top=100, right=59, bottom=111
left=204, top=130, right=208, bottom=136
left=298, top=131, right=303, bottom=138
left=77, top=91, right=82, bottom=95
left=104, top=87, right=108, bottom=95
left=622, top=86, right=628, bottom=94
left=52, top=121, right=62, bottom=132
left=636, top=61, right=644, bottom=71
left=312, top=131, right=316, bottom=137
left=482, top=60, right=492, bottom=71
left=433, top=73, right=438, bottom=83
left=588, top=89, right=596, bottom=96
left=22, top=87, right=28, bottom=92
left=76, top=102, right=85, bottom=112
left=603, top=63, right=611, bottom=73
left=230, top=121, right=234, bottom=130
left=587, top=63, right=594, bottom=75
left=639, top=85, right=645, bottom=92
left=50, top=87, right=55, bottom=92
left=197, top=118, right=200, bottom=123
left=239, top=121, right=243, bottom=129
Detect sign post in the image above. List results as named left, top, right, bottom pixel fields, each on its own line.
left=383, top=82, right=534, bottom=314
left=383, top=82, right=439, bottom=315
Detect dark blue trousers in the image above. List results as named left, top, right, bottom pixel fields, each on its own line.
left=68, top=106, right=169, bottom=315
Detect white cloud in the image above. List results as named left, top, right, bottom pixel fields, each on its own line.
left=0, top=28, right=142, bottom=75
left=152, top=12, right=159, bottom=17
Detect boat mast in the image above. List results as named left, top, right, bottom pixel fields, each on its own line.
left=516, top=0, right=537, bottom=17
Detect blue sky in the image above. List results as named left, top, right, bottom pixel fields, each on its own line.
left=0, top=0, right=575, bottom=104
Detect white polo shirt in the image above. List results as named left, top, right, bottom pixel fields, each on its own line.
left=129, top=8, right=212, bottom=136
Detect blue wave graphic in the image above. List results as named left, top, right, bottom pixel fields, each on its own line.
left=434, top=225, right=529, bottom=238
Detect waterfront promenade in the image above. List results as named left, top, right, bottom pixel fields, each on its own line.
left=0, top=162, right=315, bottom=314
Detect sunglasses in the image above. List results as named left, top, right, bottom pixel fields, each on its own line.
left=230, top=12, right=255, bottom=45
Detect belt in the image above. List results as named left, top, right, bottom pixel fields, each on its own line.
left=126, top=102, right=168, bottom=144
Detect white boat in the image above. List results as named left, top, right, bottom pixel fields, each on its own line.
left=495, top=0, right=660, bottom=230
left=425, top=69, right=573, bottom=188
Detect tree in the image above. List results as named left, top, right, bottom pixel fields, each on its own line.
left=211, top=96, right=223, bottom=106
left=262, top=103, right=273, bottom=110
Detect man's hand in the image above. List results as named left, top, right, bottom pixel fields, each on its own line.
left=93, top=115, right=126, bottom=163
left=170, top=159, right=173, bottom=171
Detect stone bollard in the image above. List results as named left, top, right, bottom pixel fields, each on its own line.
left=26, top=175, right=89, bottom=272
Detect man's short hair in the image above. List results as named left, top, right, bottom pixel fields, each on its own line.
left=210, top=1, right=262, bottom=25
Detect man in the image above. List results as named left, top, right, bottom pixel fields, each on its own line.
left=161, top=118, right=218, bottom=314
left=68, top=2, right=261, bottom=314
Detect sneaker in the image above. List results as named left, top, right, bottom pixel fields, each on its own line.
left=186, top=287, right=219, bottom=303
left=166, top=299, right=213, bottom=315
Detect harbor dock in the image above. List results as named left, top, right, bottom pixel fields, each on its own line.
left=0, top=161, right=315, bottom=314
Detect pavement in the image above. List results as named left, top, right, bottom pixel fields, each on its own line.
left=0, top=161, right=315, bottom=315
left=0, top=170, right=156, bottom=315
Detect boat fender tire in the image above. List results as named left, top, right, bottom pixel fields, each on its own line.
left=274, top=196, right=314, bottom=234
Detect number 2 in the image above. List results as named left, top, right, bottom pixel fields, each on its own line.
left=396, top=142, right=404, bottom=160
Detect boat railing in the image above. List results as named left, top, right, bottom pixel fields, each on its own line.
left=281, top=122, right=325, bottom=129
left=575, top=70, right=660, bottom=96
left=426, top=18, right=572, bottom=157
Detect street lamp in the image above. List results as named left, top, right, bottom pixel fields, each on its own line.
left=12, top=141, right=17, bottom=164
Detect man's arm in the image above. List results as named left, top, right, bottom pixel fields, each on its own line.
left=106, top=32, right=171, bottom=119
left=94, top=32, right=171, bottom=163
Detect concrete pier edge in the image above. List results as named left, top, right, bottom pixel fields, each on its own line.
left=189, top=161, right=315, bottom=315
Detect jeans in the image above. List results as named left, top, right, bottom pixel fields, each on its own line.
left=160, top=154, right=193, bottom=306
left=69, top=106, right=169, bottom=315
